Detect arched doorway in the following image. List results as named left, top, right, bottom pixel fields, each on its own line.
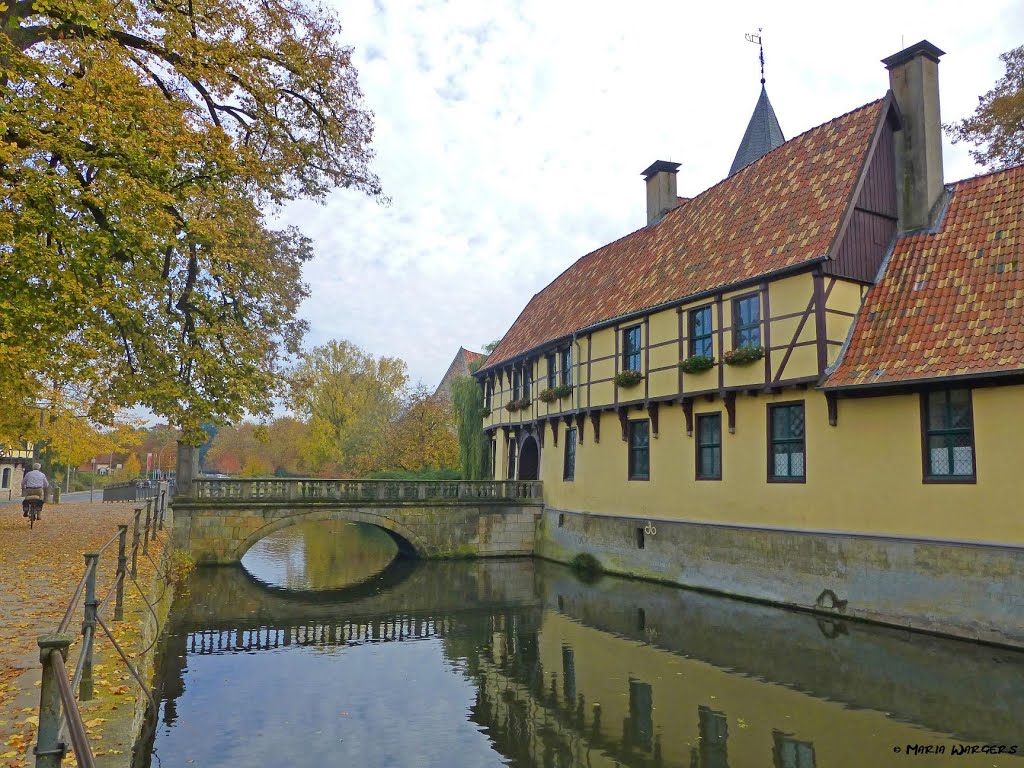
left=518, top=436, right=539, bottom=480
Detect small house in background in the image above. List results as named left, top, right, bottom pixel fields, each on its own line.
left=0, top=441, right=35, bottom=499
left=433, top=346, right=485, bottom=401
left=77, top=453, right=128, bottom=476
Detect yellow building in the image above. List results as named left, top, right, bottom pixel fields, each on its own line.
left=474, top=42, right=1024, bottom=647
left=0, top=440, right=35, bottom=500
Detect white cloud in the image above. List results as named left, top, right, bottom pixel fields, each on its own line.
left=278, top=0, right=1024, bottom=387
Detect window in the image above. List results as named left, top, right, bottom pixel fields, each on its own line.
left=560, top=347, right=572, bottom=387
left=511, top=368, right=521, bottom=401
left=689, top=305, right=714, bottom=357
left=506, top=439, right=517, bottom=479
left=522, top=362, right=532, bottom=401
left=628, top=420, right=650, bottom=480
left=733, top=294, right=761, bottom=349
left=773, top=733, right=816, bottom=768
left=922, top=389, right=975, bottom=481
left=563, top=427, right=576, bottom=480
left=622, top=325, right=642, bottom=372
left=769, top=403, right=805, bottom=481
left=698, top=706, right=729, bottom=768
left=484, top=379, right=492, bottom=411
left=696, top=413, right=722, bottom=480
left=1, top=468, right=9, bottom=489
left=628, top=680, right=653, bottom=751
left=489, top=439, right=497, bottom=479
left=546, top=353, right=557, bottom=389
left=561, top=646, right=576, bottom=704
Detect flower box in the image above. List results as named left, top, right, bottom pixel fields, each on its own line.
left=723, top=346, right=765, bottom=366
left=679, top=355, right=715, bottom=374
left=539, top=384, right=573, bottom=402
left=614, top=370, right=644, bottom=388
left=504, top=398, right=531, bottom=412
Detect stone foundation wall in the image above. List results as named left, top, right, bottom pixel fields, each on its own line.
left=537, top=506, right=1024, bottom=648
left=172, top=501, right=541, bottom=564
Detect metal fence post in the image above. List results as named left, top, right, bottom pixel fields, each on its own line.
left=79, top=553, right=98, bottom=701
left=143, top=501, right=152, bottom=555
left=115, top=524, right=128, bottom=621
left=131, top=508, right=142, bottom=579
left=159, top=489, right=167, bottom=530
left=35, top=634, right=71, bottom=768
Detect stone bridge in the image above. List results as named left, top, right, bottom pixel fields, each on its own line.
left=171, top=478, right=543, bottom=564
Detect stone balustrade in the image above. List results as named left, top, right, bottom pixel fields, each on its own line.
left=190, top=478, right=543, bottom=504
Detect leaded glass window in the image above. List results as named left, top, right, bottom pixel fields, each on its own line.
left=733, top=294, right=761, bottom=348
left=689, top=305, right=714, bottom=357
left=512, top=368, right=521, bottom=401
left=628, top=420, right=650, bottom=480
left=622, top=325, right=642, bottom=372
left=770, top=403, right=805, bottom=481
left=563, top=427, right=576, bottom=481
left=697, top=413, right=722, bottom=480
left=923, top=389, right=974, bottom=479
left=560, top=347, right=572, bottom=387
left=546, top=353, right=557, bottom=389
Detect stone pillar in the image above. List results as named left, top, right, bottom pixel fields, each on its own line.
left=175, top=441, right=198, bottom=498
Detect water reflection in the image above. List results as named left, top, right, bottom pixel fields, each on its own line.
left=241, top=520, right=397, bottom=591
left=141, top=551, right=1024, bottom=768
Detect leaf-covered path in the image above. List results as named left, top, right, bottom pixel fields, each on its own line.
left=0, top=501, right=168, bottom=767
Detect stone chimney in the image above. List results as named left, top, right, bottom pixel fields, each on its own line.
left=642, top=160, right=681, bottom=225
left=882, top=40, right=945, bottom=231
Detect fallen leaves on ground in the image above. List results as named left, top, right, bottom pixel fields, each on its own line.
left=0, top=500, right=168, bottom=766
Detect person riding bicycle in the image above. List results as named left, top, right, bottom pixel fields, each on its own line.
left=22, top=463, right=49, bottom=518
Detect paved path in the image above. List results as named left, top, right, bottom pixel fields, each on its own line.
left=0, top=491, right=98, bottom=507
left=0, top=501, right=168, bottom=767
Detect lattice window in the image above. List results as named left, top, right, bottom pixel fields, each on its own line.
left=923, top=389, right=975, bottom=479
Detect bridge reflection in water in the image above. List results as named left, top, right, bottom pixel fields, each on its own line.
left=141, top=554, right=1024, bottom=768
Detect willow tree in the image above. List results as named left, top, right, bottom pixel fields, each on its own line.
left=451, top=375, right=489, bottom=481
left=0, top=0, right=382, bottom=441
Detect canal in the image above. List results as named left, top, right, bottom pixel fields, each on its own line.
left=137, top=521, right=1024, bottom=767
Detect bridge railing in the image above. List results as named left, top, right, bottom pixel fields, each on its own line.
left=190, top=478, right=543, bottom=503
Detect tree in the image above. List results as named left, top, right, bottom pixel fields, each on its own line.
left=377, top=387, right=459, bottom=474
left=946, top=45, right=1024, bottom=170
left=0, top=0, right=382, bottom=441
left=287, top=340, right=408, bottom=474
left=451, top=375, right=490, bottom=480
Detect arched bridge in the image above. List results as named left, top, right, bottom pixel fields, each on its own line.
left=171, top=478, right=543, bottom=564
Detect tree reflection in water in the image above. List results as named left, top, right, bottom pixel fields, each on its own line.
left=241, top=520, right=398, bottom=591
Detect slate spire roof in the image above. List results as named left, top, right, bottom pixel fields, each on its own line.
left=729, top=85, right=785, bottom=176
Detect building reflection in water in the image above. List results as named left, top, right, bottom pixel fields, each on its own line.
left=143, top=550, right=1024, bottom=768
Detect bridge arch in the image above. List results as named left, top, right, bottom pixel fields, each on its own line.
left=230, top=507, right=426, bottom=563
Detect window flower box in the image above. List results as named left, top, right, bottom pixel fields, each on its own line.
left=539, top=384, right=573, bottom=402
left=504, top=398, right=531, bottom=412
left=679, top=355, right=715, bottom=374
left=614, top=370, right=644, bottom=388
left=481, top=407, right=491, bottom=418
left=723, top=346, right=765, bottom=366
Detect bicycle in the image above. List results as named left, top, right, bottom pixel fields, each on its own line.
left=23, top=496, right=44, bottom=529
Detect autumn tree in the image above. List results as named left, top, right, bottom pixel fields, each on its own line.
left=946, top=45, right=1024, bottom=170
left=205, top=417, right=312, bottom=476
left=287, top=341, right=408, bottom=474
left=375, top=387, right=459, bottom=474
left=0, top=0, right=382, bottom=441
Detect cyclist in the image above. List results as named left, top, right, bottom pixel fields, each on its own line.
left=22, top=463, right=49, bottom=519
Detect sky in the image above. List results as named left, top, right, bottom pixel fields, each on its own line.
left=276, top=0, right=1024, bottom=389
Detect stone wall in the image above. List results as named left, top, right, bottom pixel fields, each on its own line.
left=537, top=506, right=1024, bottom=648
left=172, top=500, right=541, bottom=564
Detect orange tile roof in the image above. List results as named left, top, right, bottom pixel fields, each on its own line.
left=826, top=164, right=1024, bottom=389
left=481, top=99, right=886, bottom=372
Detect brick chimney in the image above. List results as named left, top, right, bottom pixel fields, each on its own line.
left=882, top=40, right=945, bottom=231
left=642, top=160, right=681, bottom=226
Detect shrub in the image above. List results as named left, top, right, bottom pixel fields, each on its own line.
left=568, top=552, right=602, bottom=584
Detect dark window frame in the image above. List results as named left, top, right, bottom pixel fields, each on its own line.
left=627, top=419, right=650, bottom=481
left=563, top=426, right=577, bottom=481
left=622, top=324, right=642, bottom=372
left=688, top=305, right=714, bottom=358
left=484, top=378, right=492, bottom=411
left=522, top=361, right=532, bottom=400
left=511, top=368, right=521, bottom=401
left=695, top=412, right=723, bottom=480
left=920, top=389, right=977, bottom=484
left=546, top=353, right=557, bottom=390
left=732, top=292, right=762, bottom=349
left=767, top=401, right=806, bottom=484
left=560, top=347, right=572, bottom=387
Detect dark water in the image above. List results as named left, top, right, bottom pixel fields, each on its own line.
left=138, top=521, right=1024, bottom=767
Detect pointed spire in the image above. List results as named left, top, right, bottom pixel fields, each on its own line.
left=729, top=30, right=785, bottom=176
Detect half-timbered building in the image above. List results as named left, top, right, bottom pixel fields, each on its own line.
left=473, top=41, right=1024, bottom=647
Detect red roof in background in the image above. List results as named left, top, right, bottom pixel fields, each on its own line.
left=481, top=99, right=887, bottom=372
left=827, top=164, right=1024, bottom=388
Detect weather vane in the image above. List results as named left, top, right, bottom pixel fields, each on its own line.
left=745, top=28, right=765, bottom=84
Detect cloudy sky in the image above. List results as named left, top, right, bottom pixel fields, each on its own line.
left=277, top=0, right=1024, bottom=389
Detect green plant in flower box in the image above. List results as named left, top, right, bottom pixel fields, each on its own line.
left=614, top=370, right=643, bottom=387
left=679, top=355, right=715, bottom=374
left=723, top=346, right=765, bottom=366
